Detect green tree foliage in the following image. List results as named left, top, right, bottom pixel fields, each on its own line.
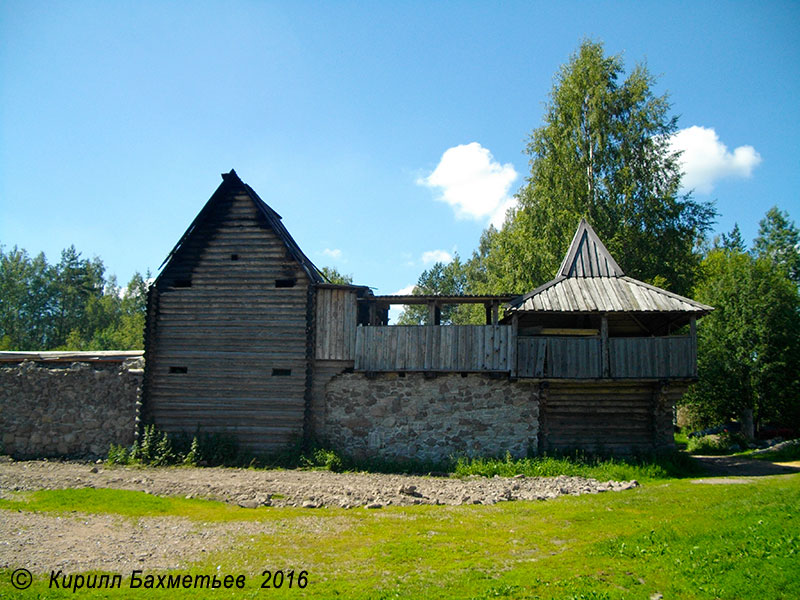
left=0, top=243, right=147, bottom=350
left=684, top=224, right=800, bottom=431
left=752, top=206, right=800, bottom=286
left=468, top=40, right=715, bottom=296
left=397, top=254, right=479, bottom=324
left=320, top=266, right=354, bottom=285
left=0, top=247, right=52, bottom=349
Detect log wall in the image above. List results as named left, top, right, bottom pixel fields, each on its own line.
left=143, top=190, right=310, bottom=453
left=538, top=380, right=683, bottom=453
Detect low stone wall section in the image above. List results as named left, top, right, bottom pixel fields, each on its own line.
left=322, top=372, right=539, bottom=462
left=0, top=358, right=143, bottom=458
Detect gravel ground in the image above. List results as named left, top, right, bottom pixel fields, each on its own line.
left=0, top=459, right=637, bottom=573
left=0, top=459, right=637, bottom=508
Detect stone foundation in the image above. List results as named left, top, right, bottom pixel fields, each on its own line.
left=322, top=372, right=539, bottom=462
left=0, top=359, right=142, bottom=458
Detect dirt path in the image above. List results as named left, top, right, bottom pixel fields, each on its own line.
left=692, top=455, right=800, bottom=477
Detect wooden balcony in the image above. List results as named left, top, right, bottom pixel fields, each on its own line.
left=352, top=326, right=696, bottom=379
left=354, top=325, right=514, bottom=372
left=517, top=335, right=696, bottom=379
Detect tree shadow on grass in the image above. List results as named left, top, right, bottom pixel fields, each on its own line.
left=691, top=455, right=800, bottom=477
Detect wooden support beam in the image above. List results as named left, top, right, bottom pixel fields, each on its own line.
left=492, top=301, right=499, bottom=326
left=510, top=314, right=519, bottom=378
left=428, top=302, right=441, bottom=325
left=601, top=315, right=610, bottom=378
left=689, top=315, right=697, bottom=377
left=368, top=302, right=378, bottom=326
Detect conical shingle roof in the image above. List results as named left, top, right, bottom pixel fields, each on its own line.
left=506, top=220, right=712, bottom=314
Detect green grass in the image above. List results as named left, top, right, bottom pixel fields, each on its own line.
left=2, top=474, right=798, bottom=599
left=453, top=451, right=703, bottom=481
left=0, top=487, right=295, bottom=522
left=674, top=430, right=689, bottom=449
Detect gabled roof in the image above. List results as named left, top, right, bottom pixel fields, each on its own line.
left=158, top=169, right=324, bottom=283
left=507, top=219, right=713, bottom=314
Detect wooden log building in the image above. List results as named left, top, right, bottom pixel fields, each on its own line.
left=142, top=171, right=712, bottom=455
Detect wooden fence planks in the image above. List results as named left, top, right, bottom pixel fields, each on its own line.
left=354, top=325, right=515, bottom=372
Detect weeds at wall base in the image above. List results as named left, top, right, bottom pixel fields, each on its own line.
left=106, top=426, right=704, bottom=481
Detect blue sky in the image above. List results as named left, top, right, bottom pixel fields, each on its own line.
left=2, top=1, right=798, bottom=311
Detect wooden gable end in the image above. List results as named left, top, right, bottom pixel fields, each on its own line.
left=143, top=172, right=314, bottom=453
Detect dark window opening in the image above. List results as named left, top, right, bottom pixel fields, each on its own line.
left=275, top=278, right=297, bottom=288
left=169, top=366, right=188, bottom=374
left=230, top=253, right=239, bottom=261
left=272, top=368, right=292, bottom=377
left=174, top=279, right=192, bottom=288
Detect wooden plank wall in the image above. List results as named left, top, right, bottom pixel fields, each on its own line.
left=546, top=337, right=602, bottom=378
left=517, top=337, right=547, bottom=377
left=517, top=335, right=695, bottom=379
left=315, top=288, right=358, bottom=361
left=609, top=336, right=694, bottom=378
left=145, top=191, right=309, bottom=453
left=540, top=381, right=661, bottom=453
left=355, top=325, right=514, bottom=372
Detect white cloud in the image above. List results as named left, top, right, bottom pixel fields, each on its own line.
left=489, top=196, right=519, bottom=229
left=387, top=284, right=416, bottom=325
left=421, top=249, right=453, bottom=264
left=393, top=284, right=416, bottom=296
left=418, top=142, right=519, bottom=227
left=670, top=126, right=762, bottom=194
left=321, top=248, right=342, bottom=259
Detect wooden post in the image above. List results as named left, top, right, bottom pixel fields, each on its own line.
left=428, top=301, right=437, bottom=325
left=484, top=303, right=491, bottom=325
left=491, top=301, right=499, bottom=326
left=689, top=315, right=697, bottom=377
left=510, top=314, right=519, bottom=377
left=601, top=314, right=609, bottom=378
left=368, top=302, right=377, bottom=326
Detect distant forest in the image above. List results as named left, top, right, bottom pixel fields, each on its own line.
left=0, top=244, right=148, bottom=351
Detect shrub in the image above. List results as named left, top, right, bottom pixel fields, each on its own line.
left=686, top=431, right=748, bottom=455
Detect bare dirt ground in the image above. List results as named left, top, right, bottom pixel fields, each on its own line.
left=0, top=459, right=638, bottom=573
left=691, top=455, right=800, bottom=477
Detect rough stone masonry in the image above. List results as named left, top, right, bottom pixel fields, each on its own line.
left=322, top=372, right=540, bottom=461
left=0, top=359, right=142, bottom=458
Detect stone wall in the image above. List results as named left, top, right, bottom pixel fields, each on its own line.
left=321, top=372, right=539, bottom=462
left=0, top=358, right=143, bottom=458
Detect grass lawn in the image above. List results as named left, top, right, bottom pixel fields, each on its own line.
left=1, top=471, right=798, bottom=599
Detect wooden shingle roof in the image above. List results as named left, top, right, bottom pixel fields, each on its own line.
left=507, top=219, right=712, bottom=314
left=558, top=218, right=624, bottom=277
